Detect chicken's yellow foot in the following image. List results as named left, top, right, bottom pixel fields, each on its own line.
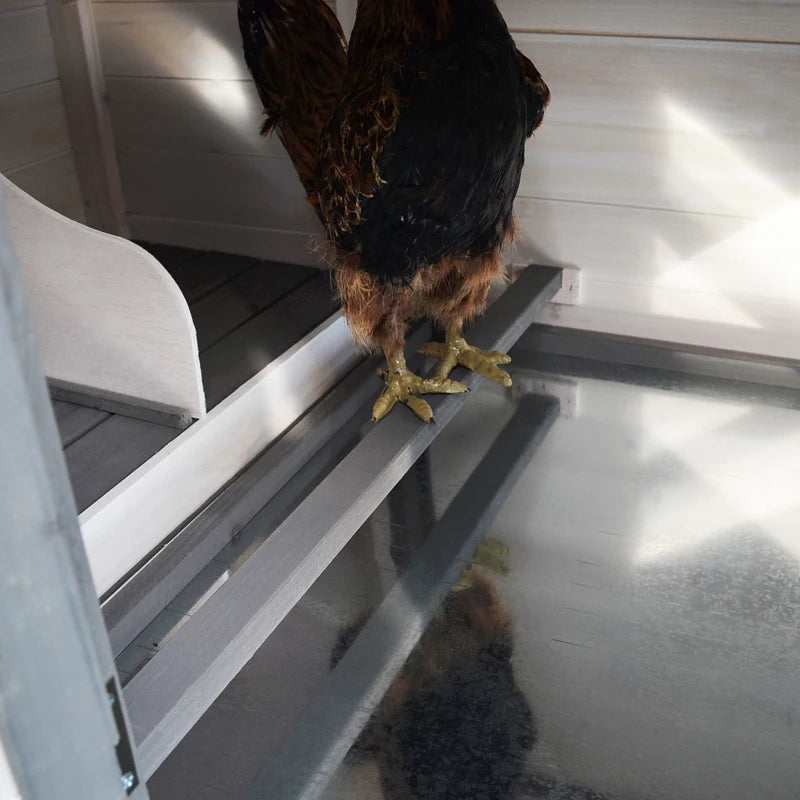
left=372, top=352, right=468, bottom=423
left=456, top=538, right=511, bottom=590
left=418, top=322, right=512, bottom=387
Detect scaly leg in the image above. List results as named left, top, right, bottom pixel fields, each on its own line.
left=372, top=350, right=468, bottom=424
left=418, top=320, right=512, bottom=387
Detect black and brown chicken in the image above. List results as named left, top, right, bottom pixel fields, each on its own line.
left=238, top=0, right=549, bottom=422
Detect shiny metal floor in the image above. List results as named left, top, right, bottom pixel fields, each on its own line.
left=145, top=356, right=800, bottom=800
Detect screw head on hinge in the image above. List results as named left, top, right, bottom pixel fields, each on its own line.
left=121, top=772, right=136, bottom=792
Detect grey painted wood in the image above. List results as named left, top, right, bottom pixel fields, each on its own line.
left=64, top=415, right=179, bottom=514
left=50, top=378, right=193, bottom=429
left=245, top=393, right=559, bottom=800
left=200, top=271, right=337, bottom=407
left=0, top=187, right=148, bottom=798
left=190, top=261, right=317, bottom=352
left=103, top=355, right=376, bottom=655
left=124, top=265, right=562, bottom=779
left=53, top=399, right=110, bottom=446
left=169, top=250, right=258, bottom=303
left=135, top=241, right=203, bottom=274
left=105, top=323, right=430, bottom=654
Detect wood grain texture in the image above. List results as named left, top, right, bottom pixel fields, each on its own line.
left=79, top=313, right=359, bottom=597
left=0, top=7, right=58, bottom=93
left=515, top=35, right=800, bottom=219
left=4, top=174, right=206, bottom=416
left=200, top=271, right=337, bottom=406
left=518, top=33, right=800, bottom=139
left=536, top=280, right=800, bottom=361
left=0, top=81, right=72, bottom=172
left=5, top=152, right=85, bottom=220
left=106, top=76, right=284, bottom=158
left=45, top=0, right=128, bottom=234
left=513, top=197, right=798, bottom=304
left=64, top=415, right=179, bottom=513
left=190, top=261, right=317, bottom=351
left=500, top=0, right=800, bottom=43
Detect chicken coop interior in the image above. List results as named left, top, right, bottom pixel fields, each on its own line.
left=1, top=0, right=799, bottom=799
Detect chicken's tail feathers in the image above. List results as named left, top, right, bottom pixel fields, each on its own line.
left=237, top=0, right=347, bottom=215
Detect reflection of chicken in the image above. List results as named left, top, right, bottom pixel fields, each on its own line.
left=238, top=0, right=549, bottom=422
left=334, top=570, right=537, bottom=799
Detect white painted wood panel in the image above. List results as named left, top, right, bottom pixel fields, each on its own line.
left=106, top=76, right=283, bottom=157
left=0, top=81, right=72, bottom=172
left=536, top=282, right=800, bottom=360
left=516, top=35, right=799, bottom=139
left=500, top=0, right=800, bottom=43
left=117, top=150, right=319, bottom=232
left=5, top=152, right=85, bottom=220
left=0, top=7, right=59, bottom=93
left=513, top=198, right=799, bottom=305
left=46, top=0, right=128, bottom=234
left=94, top=2, right=248, bottom=80
left=520, top=122, right=799, bottom=219
left=3, top=173, right=206, bottom=416
left=0, top=0, right=43, bottom=12
left=128, top=215, right=325, bottom=265
left=80, top=314, right=358, bottom=597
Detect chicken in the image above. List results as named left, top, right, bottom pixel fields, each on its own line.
left=238, top=0, right=549, bottom=422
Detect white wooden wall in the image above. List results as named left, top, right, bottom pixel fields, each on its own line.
left=0, top=0, right=85, bottom=220
left=505, top=1, right=800, bottom=358
left=91, top=0, right=337, bottom=262
left=90, top=0, right=799, bottom=358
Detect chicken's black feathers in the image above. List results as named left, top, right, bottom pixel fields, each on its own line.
left=336, top=0, right=543, bottom=285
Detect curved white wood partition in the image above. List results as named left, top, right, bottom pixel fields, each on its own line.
left=2, top=174, right=205, bottom=418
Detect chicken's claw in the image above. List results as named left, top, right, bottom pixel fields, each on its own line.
left=418, top=338, right=512, bottom=387
left=371, top=362, right=467, bottom=423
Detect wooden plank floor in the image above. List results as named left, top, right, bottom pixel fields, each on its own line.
left=53, top=243, right=337, bottom=514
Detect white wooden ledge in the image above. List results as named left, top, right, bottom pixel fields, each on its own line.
left=3, top=173, right=205, bottom=418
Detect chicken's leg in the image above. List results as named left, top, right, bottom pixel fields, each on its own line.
left=372, top=350, right=468, bottom=424
left=418, top=320, right=512, bottom=387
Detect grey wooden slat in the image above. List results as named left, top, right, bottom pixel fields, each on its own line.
left=103, top=356, right=376, bottom=655
left=105, top=322, right=430, bottom=654
left=49, top=378, right=192, bottom=429
left=190, top=261, right=318, bottom=352
left=245, top=393, right=559, bottom=800
left=134, top=241, right=202, bottom=274
left=124, top=265, right=562, bottom=779
left=200, top=271, right=337, bottom=407
left=52, top=398, right=110, bottom=447
left=64, top=415, right=179, bottom=513
left=169, top=250, right=258, bottom=303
